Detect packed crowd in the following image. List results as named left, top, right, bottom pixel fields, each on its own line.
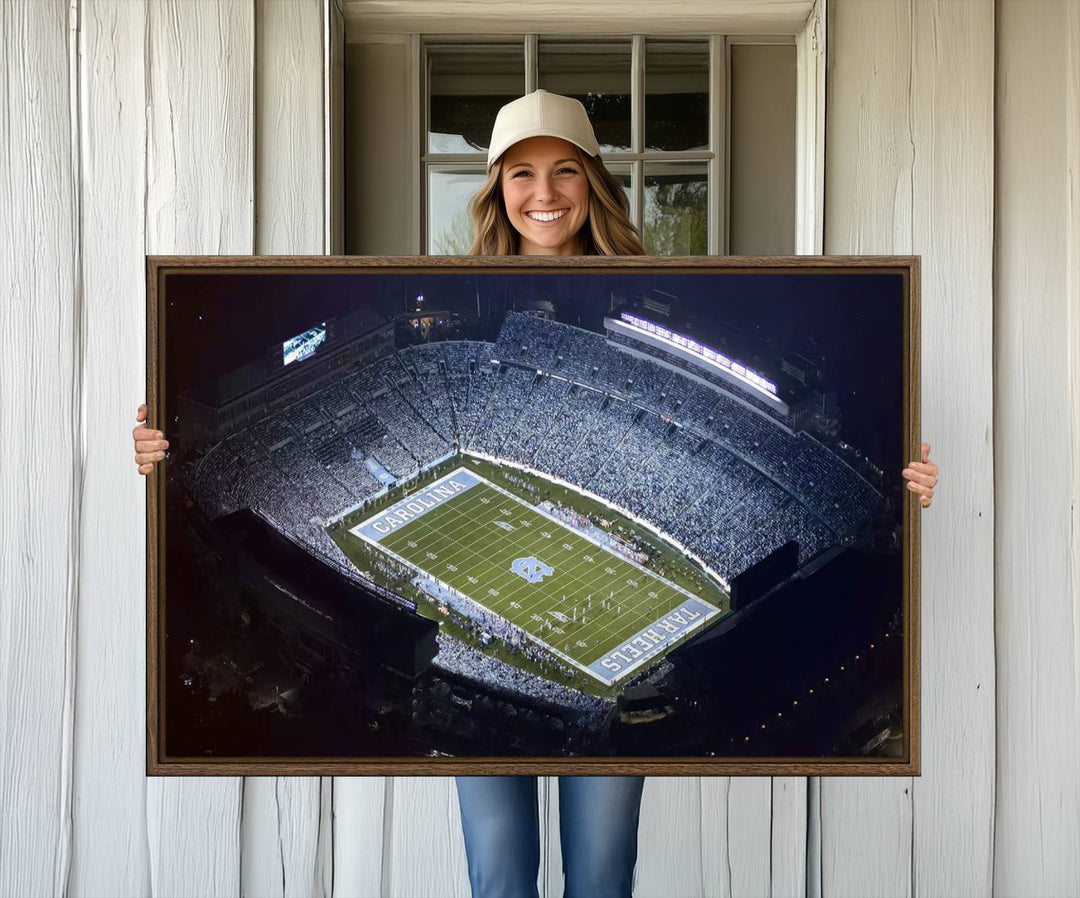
left=193, top=311, right=880, bottom=582
left=188, top=310, right=883, bottom=705
left=431, top=632, right=612, bottom=731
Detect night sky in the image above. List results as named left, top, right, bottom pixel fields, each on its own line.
left=163, top=268, right=906, bottom=473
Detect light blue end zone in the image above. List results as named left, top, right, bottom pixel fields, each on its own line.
left=588, top=597, right=717, bottom=682
left=350, top=467, right=483, bottom=544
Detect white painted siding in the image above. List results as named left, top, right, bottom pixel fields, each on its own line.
left=384, top=778, right=471, bottom=898
left=994, top=1, right=1080, bottom=893
left=825, top=11, right=919, bottom=892
left=824, top=2, right=996, bottom=896
left=71, top=0, right=151, bottom=894
left=143, top=0, right=253, bottom=890
left=0, top=2, right=78, bottom=896
left=1, top=2, right=1078, bottom=897
left=256, top=0, right=326, bottom=257
left=246, top=4, right=331, bottom=894
left=333, top=777, right=387, bottom=896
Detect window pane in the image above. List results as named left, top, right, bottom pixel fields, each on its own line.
left=428, top=44, right=524, bottom=154
left=538, top=40, right=632, bottom=153
left=645, top=40, right=709, bottom=152
left=643, top=163, right=707, bottom=255
left=428, top=167, right=487, bottom=254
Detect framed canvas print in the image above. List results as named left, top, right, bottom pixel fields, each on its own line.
left=146, top=255, right=920, bottom=776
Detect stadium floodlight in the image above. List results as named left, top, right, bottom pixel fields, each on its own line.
left=618, top=312, right=780, bottom=401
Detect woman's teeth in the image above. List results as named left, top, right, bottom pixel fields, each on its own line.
left=527, top=210, right=567, bottom=222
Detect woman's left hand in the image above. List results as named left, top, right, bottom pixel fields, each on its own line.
left=902, top=442, right=938, bottom=508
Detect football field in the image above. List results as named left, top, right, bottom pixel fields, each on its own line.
left=348, top=466, right=721, bottom=684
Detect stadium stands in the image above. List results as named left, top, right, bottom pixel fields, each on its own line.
left=499, top=373, right=573, bottom=465
left=188, top=309, right=884, bottom=704
left=432, top=632, right=610, bottom=731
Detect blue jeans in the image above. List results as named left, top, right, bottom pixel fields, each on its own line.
left=455, top=775, right=646, bottom=898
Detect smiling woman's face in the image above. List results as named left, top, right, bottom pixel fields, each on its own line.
left=499, top=136, right=590, bottom=255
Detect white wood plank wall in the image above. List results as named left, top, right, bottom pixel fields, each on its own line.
left=71, top=1, right=150, bottom=894
left=994, top=1, right=1080, bottom=893
left=1, top=1, right=1077, bottom=897
left=142, top=0, right=253, bottom=894
left=824, top=3, right=996, bottom=897
left=0, top=2, right=79, bottom=897
left=246, top=3, right=332, bottom=898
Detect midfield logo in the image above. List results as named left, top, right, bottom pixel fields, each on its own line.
left=511, top=556, right=554, bottom=584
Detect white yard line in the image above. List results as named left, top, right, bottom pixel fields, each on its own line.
left=404, top=478, right=711, bottom=636
left=472, top=467, right=721, bottom=607
left=350, top=466, right=723, bottom=686
left=463, top=451, right=731, bottom=591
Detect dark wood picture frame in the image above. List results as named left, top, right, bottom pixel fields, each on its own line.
left=147, top=255, right=920, bottom=776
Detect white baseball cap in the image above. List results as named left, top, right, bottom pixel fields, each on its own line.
left=486, top=90, right=601, bottom=169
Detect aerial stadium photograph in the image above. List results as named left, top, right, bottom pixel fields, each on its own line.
left=150, top=258, right=917, bottom=771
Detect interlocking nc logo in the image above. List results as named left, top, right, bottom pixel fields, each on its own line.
left=511, top=556, right=554, bottom=584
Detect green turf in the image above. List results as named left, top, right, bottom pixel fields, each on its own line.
left=349, top=470, right=721, bottom=680
left=461, top=456, right=728, bottom=607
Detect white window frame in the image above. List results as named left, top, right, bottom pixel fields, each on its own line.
left=396, top=0, right=826, bottom=256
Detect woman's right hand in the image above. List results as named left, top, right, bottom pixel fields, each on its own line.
left=133, top=403, right=169, bottom=475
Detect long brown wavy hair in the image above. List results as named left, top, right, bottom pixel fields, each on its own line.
left=467, top=149, right=645, bottom=256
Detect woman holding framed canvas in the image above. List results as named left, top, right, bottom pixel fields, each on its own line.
left=133, top=91, right=938, bottom=898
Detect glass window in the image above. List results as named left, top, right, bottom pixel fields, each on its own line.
left=428, top=167, right=488, bottom=255
left=604, top=162, right=634, bottom=214
left=427, top=44, right=524, bottom=154
left=414, top=34, right=793, bottom=256
left=538, top=40, right=632, bottom=153
left=645, top=40, right=709, bottom=152
left=643, top=162, right=708, bottom=255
